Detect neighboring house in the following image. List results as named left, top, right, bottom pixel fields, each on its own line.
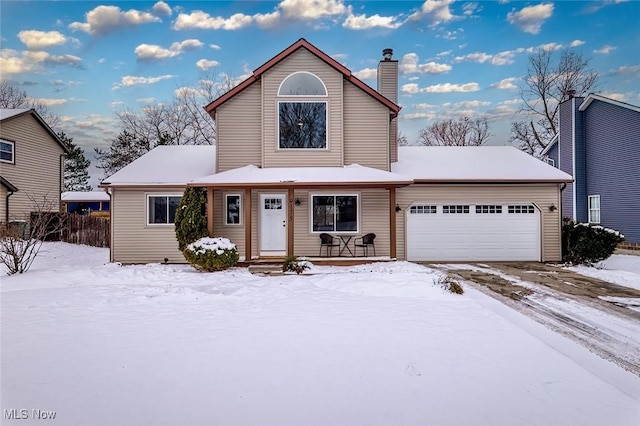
left=102, top=39, right=571, bottom=264
left=61, top=191, right=110, bottom=216
left=543, top=94, right=640, bottom=245
left=0, top=109, right=69, bottom=225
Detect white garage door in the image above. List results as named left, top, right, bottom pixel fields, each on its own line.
left=406, top=203, right=541, bottom=262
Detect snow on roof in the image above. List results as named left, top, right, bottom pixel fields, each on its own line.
left=191, top=164, right=412, bottom=186
left=102, top=145, right=216, bottom=186
left=393, top=146, right=573, bottom=182
left=0, top=108, right=30, bottom=121
left=62, top=191, right=110, bottom=202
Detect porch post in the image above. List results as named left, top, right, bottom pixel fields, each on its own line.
left=389, top=187, right=397, bottom=259
left=287, top=186, right=294, bottom=257
left=244, top=188, right=252, bottom=262
left=207, top=187, right=214, bottom=237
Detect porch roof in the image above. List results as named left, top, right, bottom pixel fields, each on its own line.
left=190, top=164, right=413, bottom=188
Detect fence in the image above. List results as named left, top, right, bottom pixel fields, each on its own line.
left=30, top=212, right=110, bottom=248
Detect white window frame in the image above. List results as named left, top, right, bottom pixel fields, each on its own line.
left=544, top=157, right=556, bottom=167
left=277, top=71, right=328, bottom=97
left=146, top=194, right=182, bottom=226
left=588, top=195, right=601, bottom=224
left=0, top=139, right=15, bottom=164
left=277, top=100, right=329, bottom=150
left=309, top=193, right=360, bottom=234
left=225, top=193, right=242, bottom=226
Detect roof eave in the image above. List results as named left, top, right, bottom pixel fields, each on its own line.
left=412, top=178, right=574, bottom=184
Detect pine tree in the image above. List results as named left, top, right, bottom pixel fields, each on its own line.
left=58, top=131, right=92, bottom=191
left=94, top=130, right=151, bottom=178
left=174, top=187, right=208, bottom=251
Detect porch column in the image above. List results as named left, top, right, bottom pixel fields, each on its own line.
left=207, top=187, right=214, bottom=237
left=287, top=187, right=295, bottom=257
left=389, top=187, right=397, bottom=259
left=244, top=188, right=252, bottom=262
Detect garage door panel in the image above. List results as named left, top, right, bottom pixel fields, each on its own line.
left=406, top=204, right=540, bottom=262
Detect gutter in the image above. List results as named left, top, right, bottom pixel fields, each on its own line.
left=5, top=190, right=14, bottom=223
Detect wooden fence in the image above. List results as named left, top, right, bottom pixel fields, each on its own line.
left=31, top=212, right=110, bottom=248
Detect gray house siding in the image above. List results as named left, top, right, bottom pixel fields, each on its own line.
left=558, top=99, right=577, bottom=219
left=584, top=100, right=640, bottom=243
left=547, top=143, right=559, bottom=167
left=574, top=102, right=587, bottom=222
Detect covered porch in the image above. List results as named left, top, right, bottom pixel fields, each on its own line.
left=189, top=164, right=412, bottom=263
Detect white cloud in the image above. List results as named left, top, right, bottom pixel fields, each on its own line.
left=402, top=82, right=480, bottom=94
left=570, top=40, right=585, bottom=47
left=612, top=64, right=640, bottom=76
left=114, top=74, right=174, bottom=89
left=408, top=0, right=456, bottom=26
left=446, top=100, right=491, bottom=108
left=343, top=11, right=403, bottom=30
left=0, top=49, right=83, bottom=74
left=454, top=52, right=491, bottom=63
left=134, top=39, right=203, bottom=61
left=353, top=67, right=377, bottom=80
left=490, top=77, right=519, bottom=90
left=601, top=92, right=627, bottom=102
left=33, top=98, right=67, bottom=106
left=173, top=11, right=253, bottom=30
left=98, top=58, right=106, bottom=64
left=507, top=3, right=553, bottom=34
left=415, top=103, right=436, bottom=109
left=593, top=44, right=617, bottom=54
left=539, top=42, right=563, bottom=52
left=583, top=0, right=628, bottom=14
left=136, top=97, right=157, bottom=104
left=196, top=59, right=219, bottom=70
left=18, top=30, right=67, bottom=50
left=209, top=44, right=222, bottom=50
left=69, top=5, right=161, bottom=36
left=400, top=53, right=451, bottom=75
left=436, top=50, right=452, bottom=57
left=462, top=2, right=481, bottom=16
left=403, top=111, right=437, bottom=120
left=152, top=1, right=172, bottom=16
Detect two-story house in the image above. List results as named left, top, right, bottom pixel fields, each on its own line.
left=102, top=39, right=571, bottom=264
left=0, top=108, right=69, bottom=225
left=543, top=94, right=640, bottom=246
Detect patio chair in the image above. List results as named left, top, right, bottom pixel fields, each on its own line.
left=319, top=233, right=340, bottom=257
left=354, top=233, right=376, bottom=257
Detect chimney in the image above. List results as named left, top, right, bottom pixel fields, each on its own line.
left=566, top=89, right=576, bottom=99
left=377, top=48, right=399, bottom=163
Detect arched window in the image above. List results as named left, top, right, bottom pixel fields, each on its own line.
left=277, top=72, right=328, bottom=149
left=278, top=72, right=327, bottom=96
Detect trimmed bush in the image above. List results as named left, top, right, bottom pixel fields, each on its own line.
left=561, top=218, right=624, bottom=265
left=282, top=256, right=312, bottom=274
left=434, top=274, right=464, bottom=295
left=183, top=237, right=239, bottom=272
left=175, top=187, right=208, bottom=252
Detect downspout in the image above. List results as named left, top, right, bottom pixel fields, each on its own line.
left=59, top=154, right=66, bottom=212
left=5, top=190, right=14, bottom=223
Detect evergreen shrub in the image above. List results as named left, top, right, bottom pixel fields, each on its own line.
left=175, top=187, right=208, bottom=251
left=183, top=237, right=239, bottom=272
left=561, top=218, right=624, bottom=265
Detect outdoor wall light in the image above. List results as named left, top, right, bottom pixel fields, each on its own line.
left=395, top=204, right=401, bottom=212
left=549, top=204, right=557, bottom=212
left=295, top=198, right=302, bottom=206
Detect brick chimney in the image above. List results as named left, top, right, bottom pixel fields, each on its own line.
left=377, top=48, right=399, bottom=164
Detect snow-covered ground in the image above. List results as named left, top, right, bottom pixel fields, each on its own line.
left=2, top=243, right=639, bottom=425
left=568, top=254, right=640, bottom=291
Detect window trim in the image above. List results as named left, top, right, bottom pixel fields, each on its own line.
left=277, top=71, right=328, bottom=97
left=588, top=195, right=601, bottom=224
left=277, top=100, right=329, bottom=150
left=146, top=194, right=182, bottom=226
left=225, top=193, right=242, bottom=226
left=0, top=138, right=15, bottom=164
left=544, top=157, right=556, bottom=167
left=309, top=193, right=360, bottom=234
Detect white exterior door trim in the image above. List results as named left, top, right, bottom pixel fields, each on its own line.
left=259, top=193, right=287, bottom=255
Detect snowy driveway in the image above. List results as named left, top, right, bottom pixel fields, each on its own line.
left=439, top=259, right=640, bottom=376
left=2, top=244, right=640, bottom=425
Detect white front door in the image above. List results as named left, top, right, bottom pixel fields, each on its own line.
left=260, top=193, right=287, bottom=254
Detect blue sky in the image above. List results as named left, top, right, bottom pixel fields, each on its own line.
left=1, top=1, right=639, bottom=186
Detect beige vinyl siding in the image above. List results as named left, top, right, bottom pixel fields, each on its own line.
left=111, top=188, right=185, bottom=264
left=376, top=60, right=398, bottom=164
left=262, top=48, right=343, bottom=167
left=396, top=184, right=563, bottom=262
left=389, top=118, right=398, bottom=163
left=343, top=83, right=390, bottom=171
left=213, top=189, right=246, bottom=259
left=287, top=188, right=391, bottom=257
left=1, top=114, right=63, bottom=220
left=216, top=83, right=262, bottom=172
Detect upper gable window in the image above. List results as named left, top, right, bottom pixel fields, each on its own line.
left=278, top=72, right=327, bottom=96
left=1, top=139, right=15, bottom=164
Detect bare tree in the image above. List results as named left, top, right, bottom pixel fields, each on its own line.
left=0, top=195, right=65, bottom=275
left=0, top=81, right=60, bottom=128
left=418, top=117, right=490, bottom=146
left=398, top=132, right=409, bottom=147
left=510, top=49, right=599, bottom=156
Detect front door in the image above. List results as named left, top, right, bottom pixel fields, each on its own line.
left=260, top=193, right=287, bottom=254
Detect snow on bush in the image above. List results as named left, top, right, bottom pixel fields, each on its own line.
left=183, top=237, right=239, bottom=272
left=282, top=256, right=312, bottom=274
left=562, top=219, right=625, bottom=265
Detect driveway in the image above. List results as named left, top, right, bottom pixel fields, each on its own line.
left=430, top=262, right=640, bottom=377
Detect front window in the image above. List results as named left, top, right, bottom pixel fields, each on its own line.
left=148, top=195, right=181, bottom=225
left=225, top=194, right=241, bottom=225
left=588, top=195, right=601, bottom=223
left=278, top=72, right=327, bottom=96
left=1, top=139, right=15, bottom=163
left=312, top=195, right=358, bottom=233
left=278, top=101, right=327, bottom=149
